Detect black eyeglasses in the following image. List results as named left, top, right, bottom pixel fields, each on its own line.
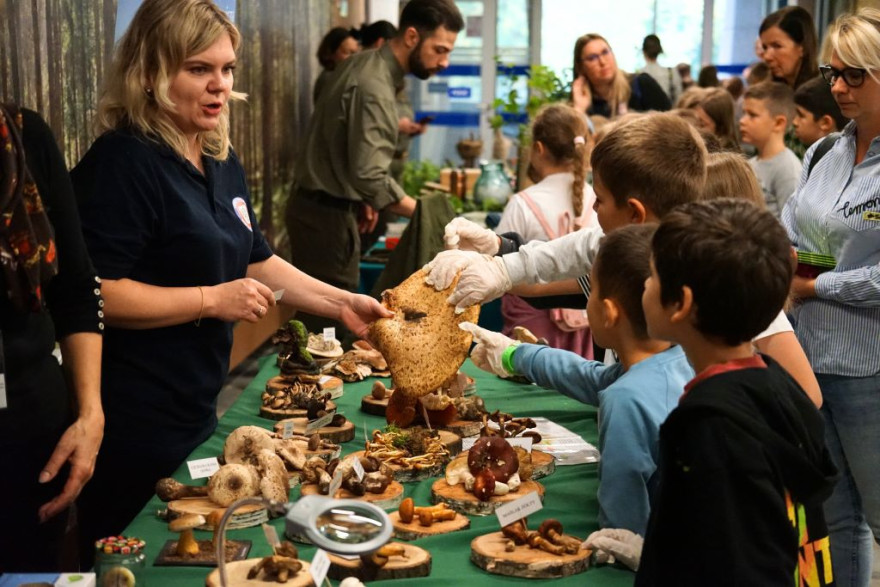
left=819, top=65, right=868, bottom=88
left=582, top=47, right=612, bottom=63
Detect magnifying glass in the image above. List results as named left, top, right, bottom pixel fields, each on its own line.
left=216, top=496, right=393, bottom=586
left=285, top=495, right=392, bottom=554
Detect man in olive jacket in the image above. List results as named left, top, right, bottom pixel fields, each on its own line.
left=287, top=0, right=463, bottom=333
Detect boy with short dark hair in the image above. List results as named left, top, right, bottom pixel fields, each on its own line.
left=461, top=224, right=693, bottom=537
left=740, top=81, right=803, bottom=218
left=587, top=199, right=838, bottom=586
left=793, top=76, right=848, bottom=146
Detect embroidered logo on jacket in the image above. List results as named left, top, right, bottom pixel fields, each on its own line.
left=232, top=197, right=252, bottom=231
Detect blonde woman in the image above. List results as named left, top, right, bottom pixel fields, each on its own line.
left=784, top=8, right=880, bottom=585
left=571, top=33, right=670, bottom=118
left=73, top=0, right=390, bottom=562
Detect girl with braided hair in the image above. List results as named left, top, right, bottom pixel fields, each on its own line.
left=495, top=104, right=596, bottom=356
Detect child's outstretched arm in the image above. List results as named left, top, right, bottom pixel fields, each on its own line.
left=459, top=322, right=621, bottom=406
left=753, top=313, right=822, bottom=408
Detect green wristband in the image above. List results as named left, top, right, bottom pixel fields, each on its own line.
left=501, top=343, right=521, bottom=375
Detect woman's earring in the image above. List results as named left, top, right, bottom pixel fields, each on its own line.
left=145, top=87, right=154, bottom=98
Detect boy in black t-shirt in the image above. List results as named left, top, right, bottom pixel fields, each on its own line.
left=584, top=199, right=838, bottom=586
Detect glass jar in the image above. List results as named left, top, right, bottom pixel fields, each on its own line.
left=94, top=536, right=146, bottom=586
left=473, top=161, right=513, bottom=210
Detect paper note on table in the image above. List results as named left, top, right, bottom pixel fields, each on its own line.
left=529, top=417, right=600, bottom=465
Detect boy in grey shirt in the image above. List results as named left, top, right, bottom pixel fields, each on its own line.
left=739, top=81, right=802, bottom=218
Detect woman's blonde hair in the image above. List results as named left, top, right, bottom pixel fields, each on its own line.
left=697, top=88, right=740, bottom=152
left=703, top=152, right=765, bottom=208
left=96, top=0, right=245, bottom=161
left=531, top=104, right=591, bottom=217
left=573, top=34, right=631, bottom=117
left=821, top=7, right=880, bottom=81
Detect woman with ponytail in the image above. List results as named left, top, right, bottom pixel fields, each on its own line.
left=495, top=104, right=597, bottom=357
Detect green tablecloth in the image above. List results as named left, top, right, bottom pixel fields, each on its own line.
left=123, top=358, right=634, bottom=586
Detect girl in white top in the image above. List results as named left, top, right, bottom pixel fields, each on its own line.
left=496, top=104, right=597, bottom=357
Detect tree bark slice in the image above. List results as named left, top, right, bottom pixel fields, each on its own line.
left=327, top=543, right=431, bottom=582
left=299, top=480, right=404, bottom=510
left=530, top=449, right=556, bottom=480
left=470, top=531, right=589, bottom=579
left=206, top=559, right=314, bottom=586
left=442, top=419, right=482, bottom=438
left=273, top=418, right=355, bottom=444
left=360, top=393, right=390, bottom=416
left=430, top=479, right=545, bottom=516
left=167, top=498, right=267, bottom=530
left=389, top=510, right=470, bottom=541
left=259, top=400, right=337, bottom=421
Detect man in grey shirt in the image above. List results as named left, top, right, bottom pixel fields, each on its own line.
left=640, top=35, right=682, bottom=105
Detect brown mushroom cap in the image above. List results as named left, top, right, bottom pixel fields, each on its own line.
left=468, top=437, right=519, bottom=483
left=169, top=513, right=206, bottom=532
left=538, top=519, right=564, bottom=537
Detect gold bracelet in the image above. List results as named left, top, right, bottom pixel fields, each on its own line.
left=195, top=286, right=204, bottom=327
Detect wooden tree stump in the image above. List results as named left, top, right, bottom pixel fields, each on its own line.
left=360, top=393, right=390, bottom=416
left=470, top=531, right=589, bottom=579
left=299, top=480, right=404, bottom=511
left=430, top=479, right=544, bottom=516
left=530, top=449, right=556, bottom=480
left=206, top=559, right=314, bottom=586
left=167, top=498, right=267, bottom=530
left=442, top=419, right=482, bottom=438
left=273, top=417, right=355, bottom=444
left=388, top=510, right=470, bottom=541
left=327, top=543, right=431, bottom=582
left=259, top=400, right=337, bottom=421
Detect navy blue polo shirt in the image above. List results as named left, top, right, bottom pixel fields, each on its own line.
left=73, top=129, right=273, bottom=460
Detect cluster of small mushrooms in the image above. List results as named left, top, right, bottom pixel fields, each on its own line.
left=445, top=437, right=533, bottom=501
left=248, top=541, right=303, bottom=582
left=307, top=454, right=393, bottom=496
left=501, top=518, right=581, bottom=556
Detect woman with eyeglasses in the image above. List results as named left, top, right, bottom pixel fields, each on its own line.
left=571, top=33, right=670, bottom=119
left=781, top=8, right=880, bottom=587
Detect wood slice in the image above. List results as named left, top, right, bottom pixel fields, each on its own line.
left=327, top=543, right=431, bottom=582
left=347, top=450, right=448, bottom=483
left=470, top=531, right=589, bottom=579
left=259, top=400, right=337, bottom=421
left=299, top=480, right=404, bottom=510
left=438, top=429, right=462, bottom=456
left=529, top=449, right=556, bottom=480
left=430, top=479, right=545, bottom=516
left=442, top=419, right=481, bottom=438
left=273, top=418, right=355, bottom=443
left=154, top=539, right=250, bottom=566
left=389, top=510, right=470, bottom=541
left=168, top=498, right=267, bottom=530
left=206, top=559, right=314, bottom=586
left=361, top=393, right=390, bottom=416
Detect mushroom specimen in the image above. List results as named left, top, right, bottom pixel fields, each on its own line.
left=169, top=514, right=206, bottom=556
left=537, top=519, right=581, bottom=554
left=207, top=463, right=261, bottom=506
left=155, top=478, right=208, bottom=501
left=397, top=498, right=455, bottom=526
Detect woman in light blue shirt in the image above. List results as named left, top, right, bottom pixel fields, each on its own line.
left=781, top=9, right=880, bottom=586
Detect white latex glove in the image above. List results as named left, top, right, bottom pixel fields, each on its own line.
left=582, top=528, right=643, bottom=571
left=459, top=322, right=518, bottom=377
left=444, top=217, right=501, bottom=255
left=423, top=250, right=487, bottom=291
left=448, top=255, right=512, bottom=313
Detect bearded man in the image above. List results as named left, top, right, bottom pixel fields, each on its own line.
left=287, top=0, right=463, bottom=334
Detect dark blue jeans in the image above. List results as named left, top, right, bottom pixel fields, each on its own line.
left=817, top=373, right=880, bottom=587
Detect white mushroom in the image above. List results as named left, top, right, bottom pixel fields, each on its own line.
left=256, top=449, right=290, bottom=503
left=223, top=426, right=275, bottom=466
left=207, top=463, right=261, bottom=506
left=445, top=457, right=474, bottom=487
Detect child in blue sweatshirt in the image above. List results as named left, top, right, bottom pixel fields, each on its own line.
left=461, top=224, right=693, bottom=536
